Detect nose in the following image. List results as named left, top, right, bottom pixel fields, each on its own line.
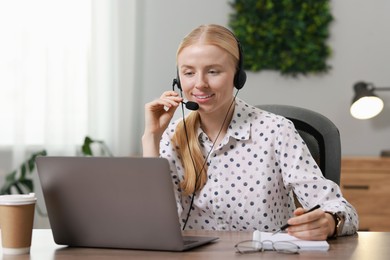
left=194, top=73, right=208, bottom=89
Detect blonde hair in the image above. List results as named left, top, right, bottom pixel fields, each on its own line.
left=172, top=24, right=240, bottom=195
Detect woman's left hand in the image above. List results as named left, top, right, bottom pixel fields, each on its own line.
left=285, top=207, right=335, bottom=240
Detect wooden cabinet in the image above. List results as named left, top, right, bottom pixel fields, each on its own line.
left=340, top=157, right=390, bottom=231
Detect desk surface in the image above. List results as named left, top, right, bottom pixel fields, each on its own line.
left=1, top=229, right=389, bottom=260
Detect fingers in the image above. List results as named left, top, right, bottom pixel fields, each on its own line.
left=158, top=91, right=183, bottom=110
left=144, top=91, right=183, bottom=135
left=145, top=91, right=182, bottom=110
left=286, top=208, right=330, bottom=240
left=287, top=216, right=329, bottom=240
left=289, top=207, right=322, bottom=224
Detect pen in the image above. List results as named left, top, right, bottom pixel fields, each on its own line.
left=272, top=204, right=321, bottom=235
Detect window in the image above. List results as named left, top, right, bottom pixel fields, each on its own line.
left=0, top=0, right=91, bottom=149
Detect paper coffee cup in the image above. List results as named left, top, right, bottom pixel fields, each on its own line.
left=0, top=193, right=36, bottom=255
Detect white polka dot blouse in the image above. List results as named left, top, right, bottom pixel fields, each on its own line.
left=160, top=98, right=358, bottom=235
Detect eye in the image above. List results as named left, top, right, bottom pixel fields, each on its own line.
left=183, top=71, right=194, bottom=77
left=208, top=69, right=220, bottom=75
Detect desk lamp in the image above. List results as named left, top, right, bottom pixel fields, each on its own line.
left=350, top=81, right=390, bottom=120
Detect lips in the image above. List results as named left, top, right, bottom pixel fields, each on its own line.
left=192, top=94, right=214, bottom=99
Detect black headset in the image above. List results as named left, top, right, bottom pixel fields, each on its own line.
left=173, top=30, right=246, bottom=91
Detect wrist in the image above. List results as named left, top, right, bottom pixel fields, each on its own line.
left=325, top=211, right=344, bottom=238
left=142, top=133, right=161, bottom=157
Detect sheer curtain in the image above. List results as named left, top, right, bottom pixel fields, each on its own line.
left=0, top=0, right=138, bottom=179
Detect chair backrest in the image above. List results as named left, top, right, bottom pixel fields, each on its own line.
left=256, top=104, right=341, bottom=185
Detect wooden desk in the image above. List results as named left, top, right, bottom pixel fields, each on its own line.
left=341, top=156, right=390, bottom=231
left=1, top=229, right=390, bottom=259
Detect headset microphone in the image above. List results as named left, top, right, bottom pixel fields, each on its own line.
left=172, top=78, right=199, bottom=111
left=183, top=101, right=199, bottom=111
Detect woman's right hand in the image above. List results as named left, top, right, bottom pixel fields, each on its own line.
left=142, top=91, right=182, bottom=156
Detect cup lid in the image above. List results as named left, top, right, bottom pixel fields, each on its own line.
left=0, top=193, right=36, bottom=205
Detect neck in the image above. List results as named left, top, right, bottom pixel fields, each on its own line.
left=200, top=100, right=235, bottom=143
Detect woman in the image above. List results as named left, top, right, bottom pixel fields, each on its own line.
left=142, top=24, right=358, bottom=240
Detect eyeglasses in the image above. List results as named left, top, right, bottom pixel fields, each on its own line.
left=234, top=240, right=300, bottom=254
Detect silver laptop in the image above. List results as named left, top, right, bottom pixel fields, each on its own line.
left=36, top=156, right=218, bottom=251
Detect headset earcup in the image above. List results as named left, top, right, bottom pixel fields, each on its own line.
left=234, top=69, right=247, bottom=90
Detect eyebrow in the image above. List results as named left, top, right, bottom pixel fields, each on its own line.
left=179, top=64, right=225, bottom=70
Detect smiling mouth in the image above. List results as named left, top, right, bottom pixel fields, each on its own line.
left=193, top=94, right=214, bottom=99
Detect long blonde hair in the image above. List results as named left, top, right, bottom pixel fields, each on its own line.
left=172, top=24, right=240, bottom=195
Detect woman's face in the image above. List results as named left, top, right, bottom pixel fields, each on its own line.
left=177, top=43, right=236, bottom=115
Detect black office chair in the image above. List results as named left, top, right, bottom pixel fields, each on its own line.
left=256, top=104, right=341, bottom=185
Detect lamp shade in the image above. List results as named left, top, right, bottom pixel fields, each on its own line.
left=350, top=82, right=384, bottom=120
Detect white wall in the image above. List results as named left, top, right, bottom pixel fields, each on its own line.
left=135, top=0, right=390, bottom=156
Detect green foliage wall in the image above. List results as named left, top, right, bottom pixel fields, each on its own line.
left=229, top=0, right=333, bottom=76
